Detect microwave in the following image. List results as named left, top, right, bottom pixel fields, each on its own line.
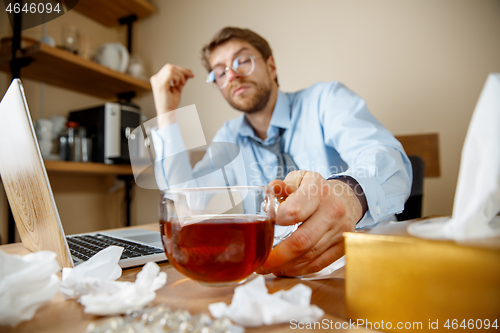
left=68, top=102, right=141, bottom=164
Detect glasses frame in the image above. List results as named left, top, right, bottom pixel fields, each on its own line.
left=206, top=54, right=260, bottom=89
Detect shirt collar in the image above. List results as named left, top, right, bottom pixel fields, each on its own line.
left=238, top=90, right=291, bottom=143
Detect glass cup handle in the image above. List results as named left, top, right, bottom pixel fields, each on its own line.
left=271, top=196, right=301, bottom=246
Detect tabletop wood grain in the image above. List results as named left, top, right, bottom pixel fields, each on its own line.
left=0, top=224, right=374, bottom=333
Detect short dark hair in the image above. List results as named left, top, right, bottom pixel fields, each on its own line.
left=201, top=27, right=278, bottom=86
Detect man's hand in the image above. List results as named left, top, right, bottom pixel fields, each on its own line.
left=256, top=171, right=364, bottom=277
left=150, top=64, right=194, bottom=129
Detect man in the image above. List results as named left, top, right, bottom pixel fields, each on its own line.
left=150, top=27, right=412, bottom=277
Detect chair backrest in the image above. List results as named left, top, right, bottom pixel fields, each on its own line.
left=394, top=133, right=440, bottom=221
left=396, top=155, right=425, bottom=221
left=395, top=133, right=440, bottom=177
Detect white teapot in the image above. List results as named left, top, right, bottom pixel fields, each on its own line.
left=94, top=42, right=129, bottom=73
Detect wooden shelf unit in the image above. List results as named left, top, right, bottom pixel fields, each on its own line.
left=0, top=43, right=151, bottom=99
left=3, top=1, right=155, bottom=243
left=44, top=161, right=133, bottom=175
left=74, top=0, right=155, bottom=27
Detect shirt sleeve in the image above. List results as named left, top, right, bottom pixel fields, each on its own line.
left=319, top=82, right=412, bottom=228
left=150, top=122, right=238, bottom=189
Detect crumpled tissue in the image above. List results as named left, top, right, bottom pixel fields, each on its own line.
left=0, top=250, right=61, bottom=327
left=208, top=275, right=324, bottom=327
left=59, top=245, right=167, bottom=316
left=409, top=73, right=500, bottom=240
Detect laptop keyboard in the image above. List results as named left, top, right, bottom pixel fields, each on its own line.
left=67, top=234, right=164, bottom=262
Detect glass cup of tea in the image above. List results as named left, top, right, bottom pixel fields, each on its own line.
left=159, top=186, right=296, bottom=286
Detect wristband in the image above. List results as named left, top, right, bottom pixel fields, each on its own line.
left=334, top=176, right=368, bottom=217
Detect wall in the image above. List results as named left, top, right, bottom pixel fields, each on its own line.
left=1, top=0, right=500, bottom=242
left=132, top=0, right=500, bottom=220
left=0, top=5, right=131, bottom=240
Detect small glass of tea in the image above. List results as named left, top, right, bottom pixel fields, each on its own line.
left=159, top=186, right=295, bottom=286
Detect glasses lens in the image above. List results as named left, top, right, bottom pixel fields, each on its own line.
left=208, top=66, right=227, bottom=87
left=207, top=55, right=256, bottom=88
left=233, top=55, right=254, bottom=76
left=207, top=71, right=215, bottom=84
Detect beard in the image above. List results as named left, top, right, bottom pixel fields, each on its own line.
left=225, top=79, right=272, bottom=114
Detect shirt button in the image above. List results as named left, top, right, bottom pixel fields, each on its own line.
left=166, top=139, right=172, bottom=144
left=376, top=206, right=381, bottom=215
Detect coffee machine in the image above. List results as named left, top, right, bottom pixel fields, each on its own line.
left=68, top=102, right=141, bottom=164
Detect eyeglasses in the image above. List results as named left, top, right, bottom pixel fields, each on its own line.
left=206, top=54, right=259, bottom=89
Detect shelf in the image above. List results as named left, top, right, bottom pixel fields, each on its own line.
left=74, top=0, right=155, bottom=27
left=44, top=161, right=133, bottom=175
left=0, top=43, right=151, bottom=99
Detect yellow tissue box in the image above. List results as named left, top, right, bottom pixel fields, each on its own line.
left=344, top=221, right=500, bottom=332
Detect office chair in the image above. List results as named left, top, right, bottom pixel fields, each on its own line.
left=396, top=155, right=425, bottom=221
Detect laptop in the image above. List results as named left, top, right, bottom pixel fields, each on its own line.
left=0, top=79, right=166, bottom=268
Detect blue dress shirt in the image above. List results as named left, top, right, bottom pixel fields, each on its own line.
left=151, top=81, right=412, bottom=228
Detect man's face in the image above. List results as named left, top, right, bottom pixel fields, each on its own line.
left=208, top=39, right=277, bottom=114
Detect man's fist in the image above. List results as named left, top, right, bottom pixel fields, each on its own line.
left=257, top=171, right=363, bottom=277
left=150, top=64, right=194, bottom=128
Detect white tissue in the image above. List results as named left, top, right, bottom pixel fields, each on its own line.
left=0, top=250, right=61, bottom=327
left=59, top=246, right=167, bottom=316
left=409, top=73, right=500, bottom=240
left=80, top=262, right=167, bottom=315
left=59, top=245, right=123, bottom=299
left=208, top=275, right=324, bottom=327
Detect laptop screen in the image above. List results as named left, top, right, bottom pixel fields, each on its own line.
left=0, top=79, right=73, bottom=268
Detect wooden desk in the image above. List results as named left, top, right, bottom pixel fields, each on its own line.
left=0, top=224, right=373, bottom=333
